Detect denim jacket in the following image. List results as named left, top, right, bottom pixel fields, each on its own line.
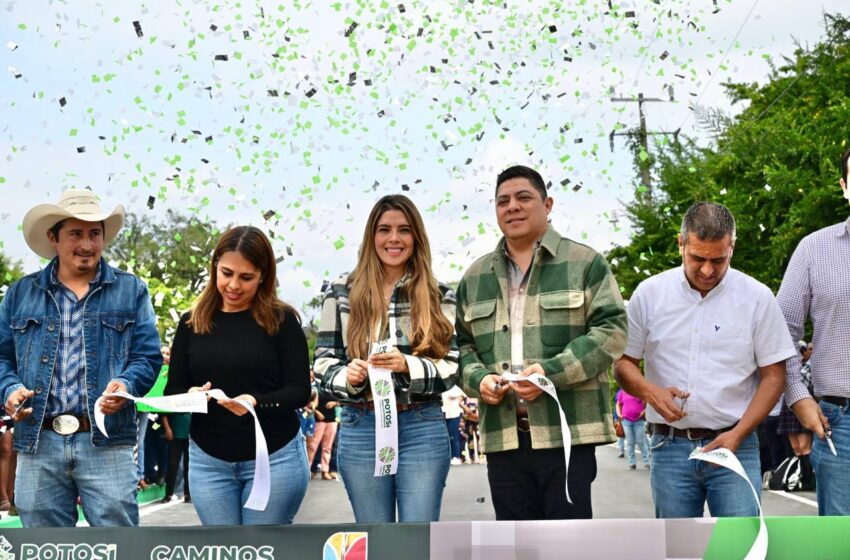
left=0, top=258, right=162, bottom=453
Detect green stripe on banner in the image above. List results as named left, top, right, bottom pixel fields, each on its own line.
left=0, top=484, right=164, bottom=528
left=704, top=516, right=850, bottom=559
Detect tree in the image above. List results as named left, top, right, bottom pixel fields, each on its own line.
left=0, top=252, right=25, bottom=303
left=609, top=13, right=850, bottom=298
left=106, top=210, right=226, bottom=340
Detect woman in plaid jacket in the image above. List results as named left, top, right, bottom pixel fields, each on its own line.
left=313, top=194, right=459, bottom=522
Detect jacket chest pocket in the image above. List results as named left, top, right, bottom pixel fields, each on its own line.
left=10, top=317, right=44, bottom=379
left=101, top=314, right=136, bottom=361
left=463, top=299, right=497, bottom=353
left=539, top=290, right=585, bottom=346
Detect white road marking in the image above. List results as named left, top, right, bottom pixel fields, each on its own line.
left=767, top=490, right=818, bottom=508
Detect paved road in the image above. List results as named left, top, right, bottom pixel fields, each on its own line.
left=141, top=443, right=817, bottom=526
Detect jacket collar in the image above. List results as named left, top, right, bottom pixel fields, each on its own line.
left=35, top=257, right=115, bottom=291
left=491, top=223, right=560, bottom=270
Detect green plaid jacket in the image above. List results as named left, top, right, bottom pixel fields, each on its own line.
left=456, top=225, right=627, bottom=452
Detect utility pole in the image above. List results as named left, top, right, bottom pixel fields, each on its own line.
left=610, top=93, right=680, bottom=201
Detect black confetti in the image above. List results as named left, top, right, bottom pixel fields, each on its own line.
left=58, top=97, right=67, bottom=107
left=286, top=246, right=293, bottom=256
left=344, top=22, right=358, bottom=37
left=147, top=196, right=156, bottom=210
left=243, top=30, right=250, bottom=39
left=214, top=54, right=229, bottom=61
left=132, top=20, right=143, bottom=38
left=398, top=3, right=406, bottom=13
left=206, top=136, right=213, bottom=143
left=267, top=89, right=279, bottom=97
left=275, top=255, right=285, bottom=264
left=201, top=158, right=209, bottom=163
left=548, top=25, right=557, bottom=32
left=401, top=184, right=410, bottom=191
left=76, top=146, right=86, bottom=153
left=625, top=11, right=636, bottom=17
left=660, top=50, right=669, bottom=60
left=210, top=24, right=218, bottom=31
left=305, top=88, right=317, bottom=98
left=364, top=79, right=372, bottom=86
left=263, top=209, right=276, bottom=220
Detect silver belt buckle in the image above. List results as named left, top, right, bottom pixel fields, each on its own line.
left=52, top=415, right=80, bottom=435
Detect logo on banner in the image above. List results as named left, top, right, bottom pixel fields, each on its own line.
left=0, top=536, right=14, bottom=560
left=380, top=397, right=394, bottom=428
left=323, top=532, right=367, bottom=560
left=374, top=379, right=391, bottom=397
left=537, top=377, right=551, bottom=388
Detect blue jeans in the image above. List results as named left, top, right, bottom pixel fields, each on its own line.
left=812, top=400, right=850, bottom=515
left=15, top=431, right=137, bottom=527
left=650, top=430, right=760, bottom=518
left=136, top=411, right=149, bottom=480
left=188, top=434, right=309, bottom=525
left=446, top=416, right=462, bottom=459
left=623, top=418, right=650, bottom=466
left=338, top=402, right=450, bottom=522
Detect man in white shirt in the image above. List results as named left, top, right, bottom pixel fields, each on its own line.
left=614, top=202, right=797, bottom=518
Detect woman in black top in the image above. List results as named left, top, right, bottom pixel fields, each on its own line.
left=166, top=226, right=310, bottom=525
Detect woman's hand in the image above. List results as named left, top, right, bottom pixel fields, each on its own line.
left=218, top=394, right=257, bottom=417
left=347, top=358, right=370, bottom=387
left=188, top=382, right=213, bottom=401
left=368, top=348, right=409, bottom=373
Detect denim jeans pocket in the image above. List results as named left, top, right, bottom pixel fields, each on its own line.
left=649, top=433, right=669, bottom=451
left=820, top=401, right=845, bottom=428
left=340, top=407, right=364, bottom=428
left=413, top=403, right=443, bottom=422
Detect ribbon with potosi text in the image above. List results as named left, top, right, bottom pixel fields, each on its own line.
left=94, top=389, right=271, bottom=511
left=500, top=372, right=572, bottom=504
left=368, top=339, right=399, bottom=477
left=689, top=447, right=767, bottom=560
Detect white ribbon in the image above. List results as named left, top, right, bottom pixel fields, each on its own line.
left=369, top=339, right=399, bottom=477
left=689, top=447, right=767, bottom=560
left=95, top=389, right=271, bottom=511
left=500, top=372, right=572, bottom=504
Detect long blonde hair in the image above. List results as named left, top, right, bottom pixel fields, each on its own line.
left=347, top=195, right=452, bottom=360
left=188, top=226, right=298, bottom=335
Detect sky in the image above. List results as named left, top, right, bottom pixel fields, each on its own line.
left=1, top=0, right=847, bottom=318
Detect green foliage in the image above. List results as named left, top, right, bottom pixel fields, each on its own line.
left=0, top=252, right=25, bottom=303
left=610, top=13, right=850, bottom=298
left=106, top=210, right=226, bottom=341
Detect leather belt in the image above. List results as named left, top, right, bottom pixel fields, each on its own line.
left=516, top=415, right=530, bottom=433
left=820, top=395, right=850, bottom=407
left=346, top=401, right=434, bottom=412
left=42, top=414, right=91, bottom=435
left=649, top=422, right=735, bottom=441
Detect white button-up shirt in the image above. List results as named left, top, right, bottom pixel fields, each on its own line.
left=624, top=266, right=797, bottom=429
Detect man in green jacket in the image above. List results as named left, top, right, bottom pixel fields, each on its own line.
left=456, top=165, right=627, bottom=520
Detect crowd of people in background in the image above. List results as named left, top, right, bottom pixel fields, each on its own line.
left=1, top=151, right=849, bottom=527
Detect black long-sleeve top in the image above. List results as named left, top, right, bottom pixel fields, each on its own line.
left=165, top=309, right=311, bottom=461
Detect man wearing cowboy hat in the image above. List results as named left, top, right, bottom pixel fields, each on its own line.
left=0, top=189, right=162, bottom=527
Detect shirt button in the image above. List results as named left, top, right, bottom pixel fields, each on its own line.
left=501, top=325, right=508, bottom=332
left=395, top=330, right=403, bottom=338
left=502, top=363, right=509, bottom=370
left=35, top=387, right=42, bottom=394
left=47, top=325, right=55, bottom=331
left=41, top=356, right=49, bottom=363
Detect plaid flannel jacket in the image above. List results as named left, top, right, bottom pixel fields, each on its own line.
left=313, top=274, right=459, bottom=404
left=456, top=225, right=627, bottom=452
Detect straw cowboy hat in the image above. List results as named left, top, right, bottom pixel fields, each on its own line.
left=22, top=189, right=125, bottom=259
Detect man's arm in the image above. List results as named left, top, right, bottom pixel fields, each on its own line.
left=613, top=355, right=687, bottom=424
left=702, top=361, right=786, bottom=453
left=455, top=277, right=509, bottom=405
left=775, top=239, right=829, bottom=437
left=114, top=280, right=162, bottom=397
